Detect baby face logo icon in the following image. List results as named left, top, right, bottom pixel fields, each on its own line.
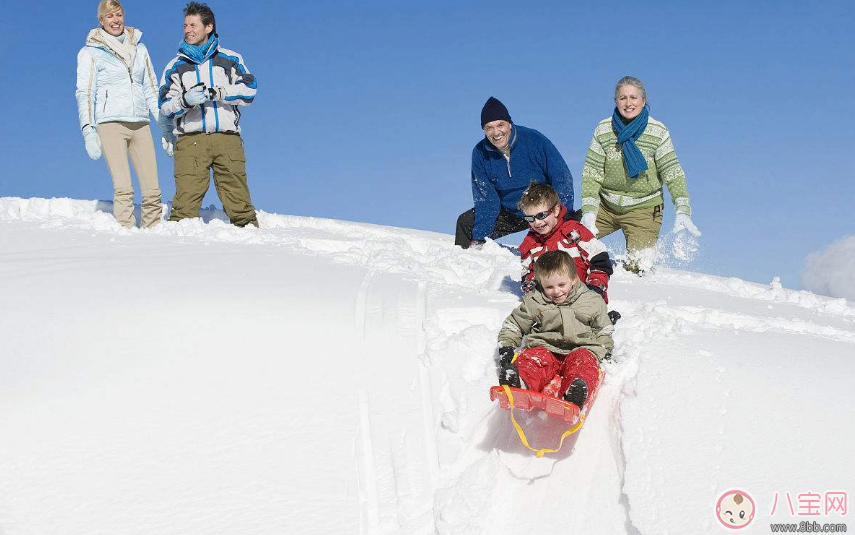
left=716, top=490, right=756, bottom=529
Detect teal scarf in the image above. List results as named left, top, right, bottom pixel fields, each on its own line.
left=611, top=106, right=649, bottom=178
left=179, top=34, right=219, bottom=64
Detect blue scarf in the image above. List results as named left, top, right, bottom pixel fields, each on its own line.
left=178, top=34, right=219, bottom=64
left=612, top=106, right=649, bottom=178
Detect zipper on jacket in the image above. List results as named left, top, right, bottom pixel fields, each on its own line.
left=195, top=65, right=208, bottom=133
left=209, top=59, right=220, bottom=132
left=103, top=90, right=108, bottom=114
left=128, top=61, right=134, bottom=111
left=503, top=127, right=515, bottom=176
left=97, top=43, right=138, bottom=117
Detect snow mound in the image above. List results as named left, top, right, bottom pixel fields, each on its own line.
left=1, top=197, right=852, bottom=535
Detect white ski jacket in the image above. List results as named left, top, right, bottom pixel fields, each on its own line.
left=75, top=28, right=162, bottom=130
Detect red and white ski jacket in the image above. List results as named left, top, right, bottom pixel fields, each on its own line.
left=519, top=205, right=613, bottom=303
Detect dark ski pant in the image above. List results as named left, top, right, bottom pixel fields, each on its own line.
left=515, top=346, right=600, bottom=396
left=169, top=132, right=258, bottom=227
left=455, top=207, right=529, bottom=248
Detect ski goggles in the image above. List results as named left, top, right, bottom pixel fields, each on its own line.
left=523, top=204, right=557, bottom=223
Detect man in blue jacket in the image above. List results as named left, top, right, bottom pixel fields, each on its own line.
left=455, top=97, right=574, bottom=248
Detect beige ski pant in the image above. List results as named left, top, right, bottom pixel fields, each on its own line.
left=97, top=121, right=162, bottom=228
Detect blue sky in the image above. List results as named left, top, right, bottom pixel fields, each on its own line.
left=1, top=0, right=853, bottom=289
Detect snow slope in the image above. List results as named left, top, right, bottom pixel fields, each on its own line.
left=1, top=197, right=852, bottom=535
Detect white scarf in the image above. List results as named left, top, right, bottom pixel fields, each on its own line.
left=97, top=28, right=137, bottom=71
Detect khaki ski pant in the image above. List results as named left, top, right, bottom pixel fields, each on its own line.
left=595, top=201, right=664, bottom=253
left=169, top=133, right=258, bottom=227
left=97, top=121, right=162, bottom=228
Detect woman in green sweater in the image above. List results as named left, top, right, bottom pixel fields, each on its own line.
left=580, top=76, right=700, bottom=272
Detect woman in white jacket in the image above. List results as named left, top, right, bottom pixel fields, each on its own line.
left=75, top=0, right=173, bottom=228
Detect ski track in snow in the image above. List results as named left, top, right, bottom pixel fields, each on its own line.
left=2, top=197, right=853, bottom=534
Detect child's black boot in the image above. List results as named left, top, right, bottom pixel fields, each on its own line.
left=564, top=377, right=588, bottom=409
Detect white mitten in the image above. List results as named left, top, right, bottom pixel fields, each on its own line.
left=580, top=212, right=599, bottom=235
left=673, top=213, right=701, bottom=237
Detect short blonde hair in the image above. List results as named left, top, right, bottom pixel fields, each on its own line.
left=533, top=250, right=577, bottom=282
left=98, top=0, right=124, bottom=20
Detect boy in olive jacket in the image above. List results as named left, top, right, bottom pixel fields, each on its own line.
left=497, top=250, right=614, bottom=408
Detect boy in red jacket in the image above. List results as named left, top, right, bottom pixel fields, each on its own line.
left=518, top=183, right=614, bottom=304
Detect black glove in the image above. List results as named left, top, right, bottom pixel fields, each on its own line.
left=608, top=310, right=621, bottom=325
left=587, top=284, right=604, bottom=296
left=498, top=346, right=515, bottom=367
left=497, top=346, right=521, bottom=387
left=207, top=86, right=225, bottom=101
left=586, top=278, right=606, bottom=296
left=521, top=278, right=537, bottom=294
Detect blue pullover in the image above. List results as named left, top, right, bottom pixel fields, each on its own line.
left=470, top=124, right=574, bottom=241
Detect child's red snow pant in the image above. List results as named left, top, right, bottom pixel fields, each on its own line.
left=515, top=346, right=600, bottom=396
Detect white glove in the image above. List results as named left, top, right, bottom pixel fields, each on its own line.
left=157, top=114, right=176, bottom=157
left=580, top=212, right=599, bottom=235
left=161, top=131, right=176, bottom=157
left=83, top=127, right=102, bottom=160
left=673, top=213, right=701, bottom=237
left=183, top=84, right=208, bottom=106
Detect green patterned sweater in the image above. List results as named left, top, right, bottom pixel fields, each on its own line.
left=580, top=116, right=691, bottom=216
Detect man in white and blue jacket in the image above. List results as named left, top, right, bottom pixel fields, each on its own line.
left=455, top=97, right=574, bottom=248
left=158, top=2, right=258, bottom=227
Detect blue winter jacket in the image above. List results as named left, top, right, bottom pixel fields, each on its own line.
left=471, top=124, right=574, bottom=241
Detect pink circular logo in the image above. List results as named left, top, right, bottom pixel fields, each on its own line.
left=716, top=490, right=756, bottom=529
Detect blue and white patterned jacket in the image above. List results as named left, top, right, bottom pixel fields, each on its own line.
left=158, top=36, right=257, bottom=136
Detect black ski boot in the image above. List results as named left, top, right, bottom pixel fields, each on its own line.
left=564, top=378, right=589, bottom=409
left=608, top=310, right=621, bottom=325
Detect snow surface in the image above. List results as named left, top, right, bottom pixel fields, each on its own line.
left=803, top=233, right=855, bottom=302
left=1, top=197, right=853, bottom=535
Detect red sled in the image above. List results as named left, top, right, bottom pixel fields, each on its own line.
left=489, top=368, right=605, bottom=424
left=489, top=370, right=605, bottom=456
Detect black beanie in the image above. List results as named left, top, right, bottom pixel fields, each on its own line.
left=481, top=96, right=512, bottom=128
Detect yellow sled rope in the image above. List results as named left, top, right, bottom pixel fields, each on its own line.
left=502, top=384, right=586, bottom=458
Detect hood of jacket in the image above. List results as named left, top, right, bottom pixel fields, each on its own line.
left=85, top=26, right=141, bottom=48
